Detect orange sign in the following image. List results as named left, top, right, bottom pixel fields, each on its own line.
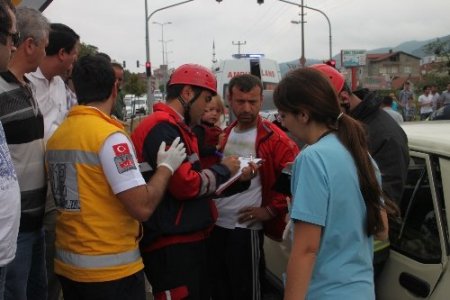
left=13, top=0, right=53, bottom=12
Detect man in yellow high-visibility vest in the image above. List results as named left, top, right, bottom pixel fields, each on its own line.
left=46, top=54, right=186, bottom=300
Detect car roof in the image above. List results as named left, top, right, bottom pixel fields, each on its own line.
left=401, top=121, right=450, bottom=157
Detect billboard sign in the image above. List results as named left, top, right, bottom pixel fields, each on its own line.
left=341, top=49, right=367, bottom=68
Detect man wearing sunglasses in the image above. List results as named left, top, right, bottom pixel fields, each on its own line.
left=0, top=2, right=20, bottom=300
left=0, top=0, right=17, bottom=71
left=0, top=6, right=50, bottom=300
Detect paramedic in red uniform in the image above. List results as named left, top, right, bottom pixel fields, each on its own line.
left=131, top=64, right=248, bottom=300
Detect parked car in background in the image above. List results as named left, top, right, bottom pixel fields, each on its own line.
left=124, top=94, right=133, bottom=119
left=121, top=94, right=147, bottom=118
left=133, top=96, right=147, bottom=115
left=153, top=89, right=163, bottom=102
left=264, top=121, right=450, bottom=300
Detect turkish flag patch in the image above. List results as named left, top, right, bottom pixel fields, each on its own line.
left=112, top=143, right=136, bottom=173
left=113, top=143, right=131, bottom=156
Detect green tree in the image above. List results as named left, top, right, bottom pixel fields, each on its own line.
left=424, top=38, right=450, bottom=74
left=78, top=42, right=98, bottom=58
left=123, top=73, right=146, bottom=96
left=417, top=73, right=450, bottom=93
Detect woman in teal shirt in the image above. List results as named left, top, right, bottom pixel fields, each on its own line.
left=273, top=68, right=388, bottom=300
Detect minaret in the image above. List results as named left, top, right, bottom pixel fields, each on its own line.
left=212, top=40, right=218, bottom=64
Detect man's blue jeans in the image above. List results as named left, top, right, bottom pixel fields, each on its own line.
left=5, top=228, right=47, bottom=300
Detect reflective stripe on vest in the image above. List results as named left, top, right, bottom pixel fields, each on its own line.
left=55, top=248, right=141, bottom=269
left=46, top=149, right=100, bottom=165
left=46, top=149, right=100, bottom=212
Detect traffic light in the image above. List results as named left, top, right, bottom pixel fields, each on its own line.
left=324, top=59, right=336, bottom=68
left=122, top=60, right=126, bottom=68
left=136, top=60, right=140, bottom=68
left=257, top=0, right=264, bottom=4
left=145, top=61, right=151, bottom=77
left=215, top=0, right=222, bottom=2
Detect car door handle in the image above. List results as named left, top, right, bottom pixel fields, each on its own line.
left=399, top=272, right=430, bottom=298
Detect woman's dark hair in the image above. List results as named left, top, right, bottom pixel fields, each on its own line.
left=274, top=68, right=384, bottom=236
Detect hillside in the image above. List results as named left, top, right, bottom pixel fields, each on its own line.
left=279, top=34, right=450, bottom=75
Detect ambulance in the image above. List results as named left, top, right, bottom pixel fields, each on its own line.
left=213, top=54, right=281, bottom=99
left=213, top=54, right=282, bottom=124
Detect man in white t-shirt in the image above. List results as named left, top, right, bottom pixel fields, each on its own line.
left=45, top=55, right=186, bottom=299
left=0, top=2, right=20, bottom=299
left=418, top=85, right=433, bottom=120
left=211, top=74, right=299, bottom=300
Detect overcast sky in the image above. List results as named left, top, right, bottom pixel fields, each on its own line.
left=42, top=0, right=450, bottom=73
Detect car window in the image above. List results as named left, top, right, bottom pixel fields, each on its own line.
left=389, top=155, right=447, bottom=264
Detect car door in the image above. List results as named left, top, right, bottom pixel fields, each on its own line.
left=377, top=152, right=449, bottom=299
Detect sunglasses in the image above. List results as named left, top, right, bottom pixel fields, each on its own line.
left=0, top=30, right=20, bottom=47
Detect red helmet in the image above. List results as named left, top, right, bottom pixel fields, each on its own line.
left=169, top=64, right=217, bottom=95
left=310, top=64, right=345, bottom=93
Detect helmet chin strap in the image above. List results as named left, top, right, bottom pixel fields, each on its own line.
left=176, top=90, right=202, bottom=125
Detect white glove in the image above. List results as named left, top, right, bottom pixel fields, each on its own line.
left=157, top=137, right=187, bottom=175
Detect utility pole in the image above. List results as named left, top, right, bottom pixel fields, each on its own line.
left=153, top=22, right=172, bottom=67
left=153, top=21, right=172, bottom=99
left=164, top=40, right=173, bottom=65
left=144, top=0, right=194, bottom=113
left=232, top=40, right=246, bottom=55
left=300, top=0, right=305, bottom=67
left=281, top=0, right=333, bottom=61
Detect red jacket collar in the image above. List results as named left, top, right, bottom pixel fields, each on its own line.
left=224, top=116, right=273, bottom=144
left=153, top=102, right=193, bottom=133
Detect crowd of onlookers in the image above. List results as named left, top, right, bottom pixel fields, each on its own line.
left=381, top=81, right=450, bottom=123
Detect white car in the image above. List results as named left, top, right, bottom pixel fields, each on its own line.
left=264, top=121, right=450, bottom=300
left=123, top=95, right=134, bottom=119
left=133, top=97, right=147, bottom=115
left=153, top=90, right=163, bottom=102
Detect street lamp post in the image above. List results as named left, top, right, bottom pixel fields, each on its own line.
left=280, top=0, right=333, bottom=61
left=153, top=21, right=172, bottom=98
left=153, top=21, right=172, bottom=67
left=144, top=0, right=194, bottom=113
left=164, top=39, right=174, bottom=65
